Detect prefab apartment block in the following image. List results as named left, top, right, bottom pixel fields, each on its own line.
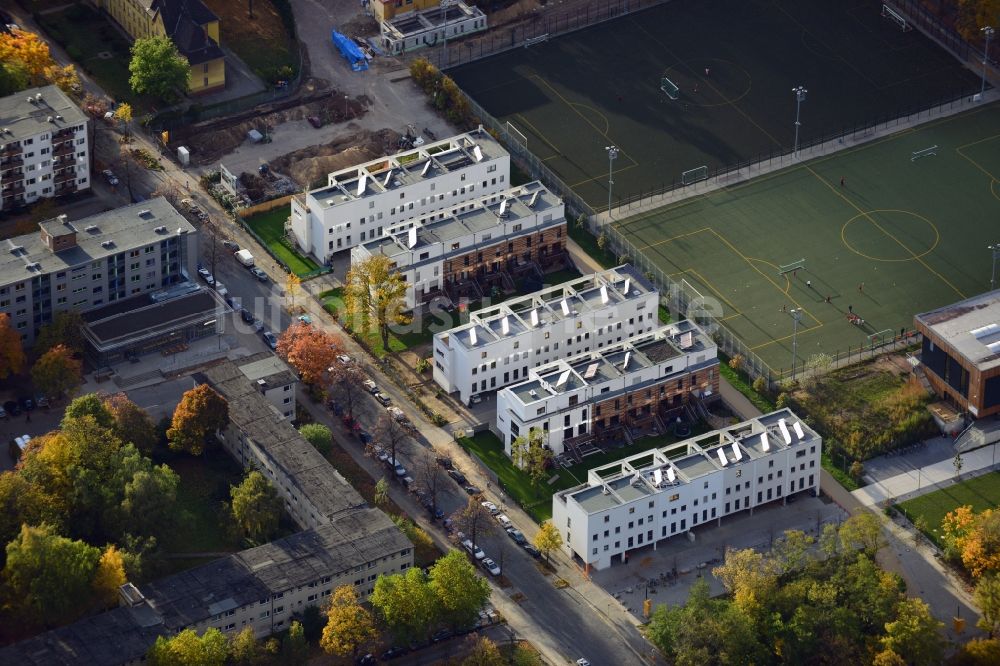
left=433, top=265, right=658, bottom=405
left=496, top=320, right=718, bottom=458
left=290, top=128, right=509, bottom=262
left=552, top=409, right=821, bottom=570
left=352, top=181, right=566, bottom=311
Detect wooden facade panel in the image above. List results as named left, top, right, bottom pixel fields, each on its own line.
left=443, top=223, right=567, bottom=284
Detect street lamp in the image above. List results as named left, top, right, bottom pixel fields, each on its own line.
left=605, top=145, right=619, bottom=219
left=789, top=308, right=802, bottom=380
left=989, top=244, right=1000, bottom=290
left=792, top=86, right=807, bottom=157
left=982, top=27, right=995, bottom=100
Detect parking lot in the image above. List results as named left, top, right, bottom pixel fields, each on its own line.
left=590, top=493, right=847, bottom=619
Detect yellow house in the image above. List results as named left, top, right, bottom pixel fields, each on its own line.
left=99, top=0, right=226, bottom=94
left=371, top=0, right=442, bottom=23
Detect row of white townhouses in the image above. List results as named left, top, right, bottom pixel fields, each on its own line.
left=552, top=409, right=821, bottom=570
left=496, top=320, right=719, bottom=458
left=290, top=127, right=509, bottom=262
left=352, top=180, right=565, bottom=310
left=433, top=265, right=659, bottom=405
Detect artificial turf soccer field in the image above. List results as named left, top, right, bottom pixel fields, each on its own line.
left=450, top=0, right=981, bottom=209
left=612, top=103, right=1000, bottom=375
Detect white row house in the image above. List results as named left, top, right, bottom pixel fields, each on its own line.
left=496, top=320, right=718, bottom=457
left=433, top=265, right=659, bottom=405
left=552, top=409, right=822, bottom=571
left=290, top=127, right=509, bottom=262
left=352, top=181, right=566, bottom=311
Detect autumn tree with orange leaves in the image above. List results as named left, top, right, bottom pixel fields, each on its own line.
left=31, top=343, right=81, bottom=399
left=0, top=313, right=26, bottom=379
left=0, top=29, right=79, bottom=94
left=166, top=384, right=228, bottom=455
left=941, top=505, right=1000, bottom=578
left=276, top=321, right=343, bottom=389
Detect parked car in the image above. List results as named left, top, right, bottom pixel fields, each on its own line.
left=362, top=379, right=378, bottom=394
left=222, top=240, right=239, bottom=251
left=447, top=469, right=467, bottom=485
left=387, top=406, right=407, bottom=422
left=249, top=267, right=269, bottom=282
left=197, top=266, right=212, bottom=281
left=463, top=485, right=481, bottom=495
left=462, top=539, right=485, bottom=560
left=435, top=456, right=454, bottom=470
left=3, top=400, right=19, bottom=417
left=252, top=317, right=264, bottom=332
left=469, top=394, right=483, bottom=405
left=336, top=354, right=352, bottom=365
left=203, top=273, right=215, bottom=286
left=262, top=331, right=278, bottom=349
left=356, top=654, right=375, bottom=666
left=0, top=406, right=6, bottom=419
left=481, top=501, right=499, bottom=515
left=240, top=308, right=255, bottom=324
left=297, top=314, right=312, bottom=325
left=381, top=646, right=408, bottom=660
left=101, top=169, right=119, bottom=186
left=377, top=450, right=390, bottom=463
left=522, top=543, right=542, bottom=559
left=431, top=629, right=453, bottom=643
left=35, top=395, right=49, bottom=409
left=394, top=463, right=406, bottom=478
left=374, top=393, right=391, bottom=407
left=481, top=558, right=501, bottom=576
left=495, top=514, right=512, bottom=529
left=214, top=282, right=228, bottom=297
left=576, top=660, right=591, bottom=666
left=19, top=397, right=34, bottom=412
left=307, top=115, right=323, bottom=128
left=506, top=528, right=526, bottom=545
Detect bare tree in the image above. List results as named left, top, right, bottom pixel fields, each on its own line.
left=451, top=496, right=495, bottom=547
left=418, top=459, right=445, bottom=517
left=331, top=364, right=365, bottom=423
left=374, top=412, right=410, bottom=477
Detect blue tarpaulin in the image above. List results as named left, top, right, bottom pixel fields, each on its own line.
left=332, top=31, right=368, bottom=71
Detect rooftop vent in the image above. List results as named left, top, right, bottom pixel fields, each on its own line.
left=602, top=485, right=611, bottom=495
left=154, top=226, right=167, bottom=233
left=100, top=240, right=114, bottom=249
left=55, top=115, right=63, bottom=121
left=46, top=116, right=53, bottom=123
left=528, top=389, right=538, bottom=398
left=26, top=262, right=41, bottom=271
left=35, top=93, right=41, bottom=102
left=84, top=224, right=98, bottom=233
left=1, top=128, right=9, bottom=134
left=9, top=244, right=25, bottom=255
left=326, top=200, right=334, bottom=206
left=176, top=228, right=188, bottom=234
left=27, top=97, right=35, bottom=105
left=137, top=209, right=152, bottom=218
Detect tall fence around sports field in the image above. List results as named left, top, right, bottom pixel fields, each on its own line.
left=888, top=0, right=998, bottom=73
left=429, top=0, right=671, bottom=69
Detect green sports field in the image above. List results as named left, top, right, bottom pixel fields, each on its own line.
left=450, top=0, right=981, bottom=209
left=613, top=103, right=1000, bottom=375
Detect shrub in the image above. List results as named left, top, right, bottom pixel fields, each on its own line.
left=752, top=376, right=768, bottom=395
left=415, top=358, right=430, bottom=374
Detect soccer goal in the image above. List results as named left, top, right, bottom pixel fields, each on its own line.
left=777, top=259, right=806, bottom=276
left=868, top=329, right=894, bottom=346
left=506, top=121, right=528, bottom=149
left=911, top=145, right=937, bottom=161
left=881, top=3, right=912, bottom=31
left=660, top=76, right=680, bottom=100
left=524, top=33, right=549, bottom=48
left=682, top=165, right=708, bottom=185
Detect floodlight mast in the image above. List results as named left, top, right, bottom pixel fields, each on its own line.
left=605, top=145, right=619, bottom=220
left=789, top=308, right=803, bottom=380
left=983, top=27, right=995, bottom=101
left=989, top=243, right=1000, bottom=291
left=792, top=86, right=807, bottom=157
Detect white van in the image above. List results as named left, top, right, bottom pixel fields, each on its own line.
left=235, top=249, right=255, bottom=267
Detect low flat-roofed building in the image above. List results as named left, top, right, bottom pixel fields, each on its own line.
left=353, top=180, right=567, bottom=310
left=290, top=127, right=509, bottom=261
left=377, top=0, right=487, bottom=55
left=81, top=284, right=218, bottom=368
left=434, top=265, right=654, bottom=404
left=233, top=352, right=298, bottom=419
left=496, top=320, right=718, bottom=458
left=915, top=290, right=1000, bottom=418
left=552, top=408, right=821, bottom=570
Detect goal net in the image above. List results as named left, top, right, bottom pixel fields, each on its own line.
left=682, top=165, right=708, bottom=185
left=881, top=4, right=912, bottom=31
left=660, top=77, right=679, bottom=100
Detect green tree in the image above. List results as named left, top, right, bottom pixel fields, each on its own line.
left=429, top=550, right=491, bottom=629
left=974, top=574, right=1000, bottom=638
left=509, top=428, right=552, bottom=486
left=230, top=471, right=282, bottom=543
left=33, top=310, right=86, bottom=356
left=281, top=620, right=308, bottom=665
left=228, top=627, right=258, bottom=664
left=128, top=35, right=189, bottom=100
left=63, top=393, right=114, bottom=428
left=374, top=477, right=389, bottom=507
left=838, top=512, right=886, bottom=558
left=344, top=254, right=410, bottom=352
left=299, top=423, right=332, bottom=456
left=104, top=393, right=158, bottom=456
left=31, top=343, right=81, bottom=398
left=320, top=585, right=378, bottom=659
left=533, top=520, right=563, bottom=563
left=711, top=547, right=781, bottom=620
left=3, top=523, right=100, bottom=625
left=0, top=472, right=59, bottom=557
left=370, top=566, right=439, bottom=644
left=881, top=597, right=944, bottom=666
left=120, top=465, right=179, bottom=540
left=147, top=627, right=229, bottom=666
left=0, top=61, right=29, bottom=96
left=167, top=384, right=228, bottom=455
left=771, top=529, right=815, bottom=574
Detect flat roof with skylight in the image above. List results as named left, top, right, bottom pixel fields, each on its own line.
left=915, top=290, right=1000, bottom=373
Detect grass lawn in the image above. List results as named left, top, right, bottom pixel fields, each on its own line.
left=897, top=472, right=1000, bottom=548
left=242, top=207, right=320, bottom=276
left=160, top=450, right=245, bottom=554
left=320, top=287, right=442, bottom=357
left=568, top=224, right=617, bottom=269
left=203, top=0, right=299, bottom=83
left=36, top=4, right=158, bottom=112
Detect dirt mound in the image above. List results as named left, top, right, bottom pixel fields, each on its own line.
left=268, top=127, right=401, bottom=188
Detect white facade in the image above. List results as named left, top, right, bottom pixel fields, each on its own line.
left=433, top=265, right=658, bottom=405
left=552, top=409, right=822, bottom=570
left=1, top=86, right=90, bottom=212
left=351, top=181, right=564, bottom=310
left=290, top=127, right=509, bottom=262
left=496, top=320, right=717, bottom=457
left=380, top=1, right=487, bottom=55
